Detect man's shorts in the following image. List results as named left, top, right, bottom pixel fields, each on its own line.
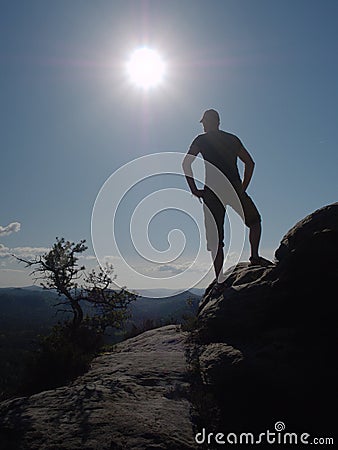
left=202, top=187, right=261, bottom=251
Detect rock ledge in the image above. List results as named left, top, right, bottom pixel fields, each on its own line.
left=0, top=325, right=197, bottom=450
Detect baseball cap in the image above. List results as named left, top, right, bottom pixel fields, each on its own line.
left=200, top=109, right=220, bottom=123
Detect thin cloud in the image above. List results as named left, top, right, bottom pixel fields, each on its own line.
left=0, top=222, right=21, bottom=236
left=0, top=268, right=26, bottom=274
left=0, top=245, right=98, bottom=262
left=0, top=245, right=50, bottom=259
left=13, top=247, right=50, bottom=258
left=0, top=244, right=10, bottom=258
left=156, top=263, right=195, bottom=275
left=79, top=255, right=98, bottom=261
left=157, top=264, right=184, bottom=275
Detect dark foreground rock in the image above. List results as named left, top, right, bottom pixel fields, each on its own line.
left=1, top=203, right=337, bottom=448
left=0, top=326, right=197, bottom=450
left=196, top=203, right=338, bottom=438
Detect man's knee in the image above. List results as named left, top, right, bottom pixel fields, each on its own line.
left=247, top=218, right=261, bottom=229
left=209, top=242, right=224, bottom=257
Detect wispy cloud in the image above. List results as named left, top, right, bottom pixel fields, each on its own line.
left=0, top=245, right=50, bottom=259
left=157, top=264, right=187, bottom=275
left=79, top=255, right=98, bottom=261
left=0, top=268, right=27, bottom=274
left=0, top=244, right=11, bottom=258
left=0, top=243, right=97, bottom=265
left=13, top=247, right=50, bottom=258
left=0, top=222, right=21, bottom=236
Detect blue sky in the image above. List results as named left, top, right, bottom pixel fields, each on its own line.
left=1, top=0, right=337, bottom=290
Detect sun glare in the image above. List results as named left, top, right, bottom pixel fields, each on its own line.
left=126, top=47, right=165, bottom=90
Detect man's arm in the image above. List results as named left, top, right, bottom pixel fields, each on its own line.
left=182, top=144, right=204, bottom=198
left=237, top=145, right=255, bottom=192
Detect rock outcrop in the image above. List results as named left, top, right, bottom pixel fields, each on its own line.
left=196, top=203, right=338, bottom=435
left=0, top=326, right=197, bottom=450
left=275, top=202, right=338, bottom=262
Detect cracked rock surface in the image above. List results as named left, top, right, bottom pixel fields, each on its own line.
left=0, top=325, right=197, bottom=450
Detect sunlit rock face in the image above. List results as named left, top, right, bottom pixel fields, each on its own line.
left=0, top=326, right=197, bottom=450
left=196, top=203, right=338, bottom=434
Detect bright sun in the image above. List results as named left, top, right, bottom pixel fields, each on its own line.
left=126, top=47, right=165, bottom=89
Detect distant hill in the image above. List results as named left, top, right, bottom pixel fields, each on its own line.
left=0, top=286, right=201, bottom=329
left=0, top=286, right=70, bottom=327
left=133, top=287, right=205, bottom=298
left=0, top=286, right=201, bottom=400
left=128, top=291, right=200, bottom=327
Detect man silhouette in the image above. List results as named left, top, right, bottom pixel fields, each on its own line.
left=183, top=109, right=263, bottom=286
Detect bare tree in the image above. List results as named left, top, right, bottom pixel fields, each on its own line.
left=15, top=237, right=137, bottom=333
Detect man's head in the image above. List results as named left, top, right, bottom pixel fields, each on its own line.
left=200, top=109, right=220, bottom=132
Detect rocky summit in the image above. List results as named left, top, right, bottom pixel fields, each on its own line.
left=196, top=202, right=338, bottom=438
left=1, top=203, right=337, bottom=449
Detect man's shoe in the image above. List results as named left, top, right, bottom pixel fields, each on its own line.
left=210, top=280, right=228, bottom=296
left=249, top=256, right=271, bottom=267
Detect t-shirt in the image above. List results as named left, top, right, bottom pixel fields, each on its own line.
left=190, top=130, right=243, bottom=190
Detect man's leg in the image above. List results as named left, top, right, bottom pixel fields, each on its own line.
left=211, top=245, right=224, bottom=281
left=236, top=191, right=262, bottom=261
left=249, top=221, right=261, bottom=260
left=203, top=189, right=225, bottom=281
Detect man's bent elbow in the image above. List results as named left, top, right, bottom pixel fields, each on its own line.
left=182, top=158, right=191, bottom=174
left=245, top=160, right=255, bottom=171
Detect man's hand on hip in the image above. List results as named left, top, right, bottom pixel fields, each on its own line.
left=192, top=189, right=204, bottom=198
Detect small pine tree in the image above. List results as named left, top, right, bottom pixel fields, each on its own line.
left=15, top=237, right=137, bottom=392
left=16, top=237, right=137, bottom=334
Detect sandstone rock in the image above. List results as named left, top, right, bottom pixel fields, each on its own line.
left=197, top=263, right=281, bottom=341
left=196, top=203, right=338, bottom=434
left=199, top=343, right=243, bottom=385
left=275, top=202, right=338, bottom=262
left=198, top=203, right=338, bottom=342
left=0, top=326, right=198, bottom=450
